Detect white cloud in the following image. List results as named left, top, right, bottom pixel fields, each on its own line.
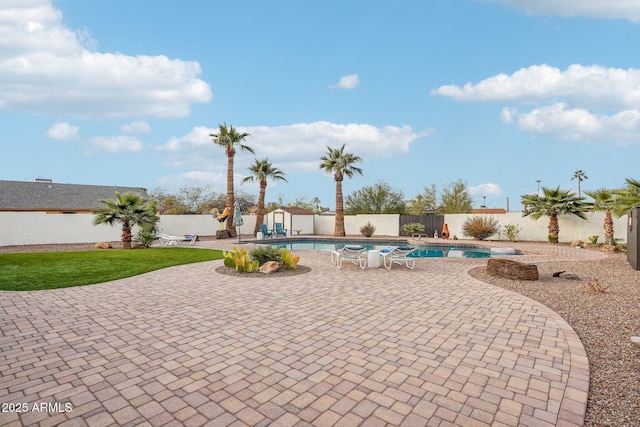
left=0, top=0, right=211, bottom=118
left=432, top=64, right=640, bottom=110
left=90, top=136, right=144, bottom=153
left=469, top=183, right=503, bottom=197
left=46, top=121, right=78, bottom=140
left=483, top=0, right=640, bottom=23
left=333, top=74, right=360, bottom=90
left=502, top=104, right=640, bottom=144
left=120, top=121, right=151, bottom=134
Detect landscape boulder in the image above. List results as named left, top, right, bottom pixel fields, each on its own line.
left=258, top=261, right=280, bottom=274
left=95, top=242, right=112, bottom=249
left=486, top=258, right=538, bottom=281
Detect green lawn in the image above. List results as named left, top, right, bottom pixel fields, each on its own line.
left=0, top=248, right=224, bottom=291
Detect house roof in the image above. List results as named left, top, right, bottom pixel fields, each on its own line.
left=277, top=206, right=314, bottom=215
left=0, top=180, right=149, bottom=211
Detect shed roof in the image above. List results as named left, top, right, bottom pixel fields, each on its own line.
left=0, top=180, right=149, bottom=211
left=277, top=206, right=314, bottom=215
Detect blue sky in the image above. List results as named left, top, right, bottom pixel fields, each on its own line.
left=2, top=0, right=640, bottom=210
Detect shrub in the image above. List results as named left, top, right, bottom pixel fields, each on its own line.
left=402, top=223, right=425, bottom=236
left=582, top=277, right=610, bottom=293
left=548, top=234, right=558, bottom=243
left=280, top=248, right=300, bottom=270
left=503, top=224, right=522, bottom=242
left=462, top=215, right=499, bottom=240
left=135, top=222, right=160, bottom=248
left=360, top=221, right=376, bottom=237
left=223, top=247, right=259, bottom=272
left=588, top=235, right=599, bottom=244
left=249, top=246, right=282, bottom=266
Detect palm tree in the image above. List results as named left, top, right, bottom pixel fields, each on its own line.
left=521, top=186, right=587, bottom=242
left=571, top=170, right=588, bottom=198
left=319, top=144, right=363, bottom=237
left=210, top=123, right=253, bottom=236
left=93, top=192, right=158, bottom=249
left=585, top=188, right=619, bottom=245
left=242, top=158, right=287, bottom=235
left=613, top=178, right=640, bottom=217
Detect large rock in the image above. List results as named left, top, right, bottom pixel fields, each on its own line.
left=258, top=261, right=280, bottom=274
left=95, top=242, right=112, bottom=249
left=486, top=258, right=538, bottom=281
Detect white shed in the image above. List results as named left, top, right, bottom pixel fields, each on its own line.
left=265, top=207, right=315, bottom=236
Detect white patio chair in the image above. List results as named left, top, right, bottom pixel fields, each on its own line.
left=331, top=245, right=367, bottom=270
left=381, top=246, right=416, bottom=270
left=156, top=233, right=198, bottom=247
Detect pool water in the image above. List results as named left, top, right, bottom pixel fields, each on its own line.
left=264, top=239, right=513, bottom=258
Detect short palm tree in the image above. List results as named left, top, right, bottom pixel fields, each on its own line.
left=211, top=123, right=253, bottom=236
left=571, top=170, right=588, bottom=198
left=319, top=144, right=363, bottom=237
left=242, top=158, right=287, bottom=235
left=612, top=178, right=640, bottom=218
left=585, top=188, right=619, bottom=245
left=521, top=186, right=587, bottom=242
left=93, top=192, right=158, bottom=249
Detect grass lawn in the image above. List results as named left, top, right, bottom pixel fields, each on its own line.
left=0, top=248, right=224, bottom=291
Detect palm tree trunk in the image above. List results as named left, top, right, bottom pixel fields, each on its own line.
left=121, top=220, right=132, bottom=249
left=226, top=153, right=236, bottom=237
left=548, top=211, right=559, bottom=242
left=334, top=178, right=345, bottom=237
left=254, top=181, right=267, bottom=236
left=604, top=210, right=614, bottom=245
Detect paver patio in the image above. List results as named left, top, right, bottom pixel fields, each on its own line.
left=0, top=240, right=605, bottom=426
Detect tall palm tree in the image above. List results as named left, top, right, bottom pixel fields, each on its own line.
left=319, top=144, right=363, bottom=237
left=613, top=178, right=640, bottom=217
left=210, top=123, right=253, bottom=236
left=242, top=158, right=287, bottom=235
left=585, top=188, right=619, bottom=245
left=571, top=170, right=588, bottom=198
left=521, top=186, right=586, bottom=242
left=93, top=192, right=158, bottom=249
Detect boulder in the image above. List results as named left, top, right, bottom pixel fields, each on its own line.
left=602, top=245, right=618, bottom=252
left=571, top=239, right=584, bottom=247
left=258, top=261, right=280, bottom=274
left=95, top=242, right=112, bottom=249
left=486, top=258, right=538, bottom=281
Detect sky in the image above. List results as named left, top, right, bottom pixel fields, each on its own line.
left=2, top=0, right=640, bottom=211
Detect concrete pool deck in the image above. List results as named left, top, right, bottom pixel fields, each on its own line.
left=0, top=240, right=606, bottom=426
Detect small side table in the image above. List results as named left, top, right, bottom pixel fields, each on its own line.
left=367, top=250, right=381, bottom=268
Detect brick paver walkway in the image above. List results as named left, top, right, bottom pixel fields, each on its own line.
left=0, top=241, right=605, bottom=426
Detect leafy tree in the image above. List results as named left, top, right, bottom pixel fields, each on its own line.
left=150, top=185, right=221, bottom=214
left=211, top=123, right=253, bottom=236
left=571, top=170, right=588, bottom=198
left=242, top=158, right=287, bottom=235
left=439, top=180, right=473, bottom=214
left=407, top=184, right=438, bottom=214
left=521, top=186, right=586, bottom=242
left=345, top=180, right=405, bottom=214
left=319, top=144, right=363, bottom=236
left=93, top=192, right=158, bottom=249
left=613, top=178, right=640, bottom=217
left=585, top=188, right=619, bottom=245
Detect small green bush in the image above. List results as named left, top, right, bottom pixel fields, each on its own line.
left=135, top=222, right=160, bottom=248
left=548, top=234, right=559, bottom=243
left=462, top=215, right=499, bottom=240
left=402, top=223, right=425, bottom=236
left=503, top=224, right=522, bottom=242
left=360, top=221, right=376, bottom=237
left=280, top=248, right=300, bottom=270
left=249, top=246, right=282, bottom=266
left=588, top=235, right=599, bottom=244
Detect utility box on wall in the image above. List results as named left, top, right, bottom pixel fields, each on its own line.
left=628, top=208, right=640, bottom=270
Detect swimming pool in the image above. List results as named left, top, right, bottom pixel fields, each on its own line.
left=261, top=239, right=518, bottom=258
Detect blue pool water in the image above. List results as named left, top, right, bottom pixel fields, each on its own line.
left=263, top=239, right=517, bottom=258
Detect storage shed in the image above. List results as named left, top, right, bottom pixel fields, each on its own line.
left=264, top=207, right=314, bottom=235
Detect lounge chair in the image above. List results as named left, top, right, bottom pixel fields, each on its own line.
left=259, top=223, right=273, bottom=238
left=331, top=245, right=367, bottom=270
left=274, top=223, right=287, bottom=237
left=381, top=246, right=416, bottom=270
left=156, top=233, right=198, bottom=247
